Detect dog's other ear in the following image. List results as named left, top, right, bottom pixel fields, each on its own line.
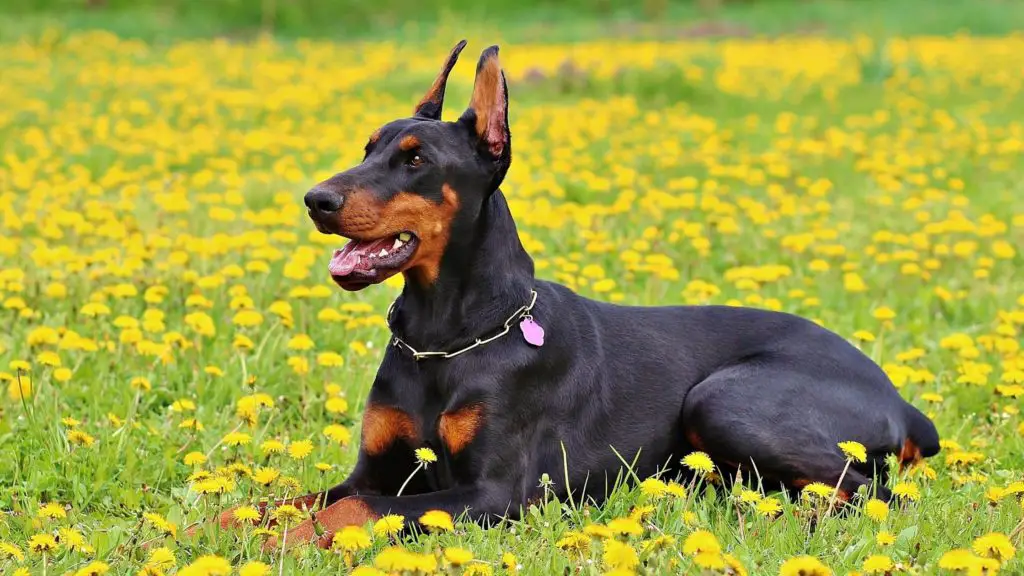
left=460, top=45, right=510, bottom=161
left=413, top=39, right=468, bottom=120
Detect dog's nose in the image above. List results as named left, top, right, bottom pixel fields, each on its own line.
left=304, top=188, right=343, bottom=214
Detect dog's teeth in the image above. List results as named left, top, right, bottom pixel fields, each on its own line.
left=392, top=238, right=403, bottom=250
left=398, top=232, right=412, bottom=242
left=379, top=249, right=388, bottom=257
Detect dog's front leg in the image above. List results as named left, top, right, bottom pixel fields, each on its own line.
left=266, top=482, right=509, bottom=550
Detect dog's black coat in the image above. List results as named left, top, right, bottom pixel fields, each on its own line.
left=259, top=41, right=939, bottom=546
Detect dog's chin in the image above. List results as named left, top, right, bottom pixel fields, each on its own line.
left=332, top=270, right=398, bottom=291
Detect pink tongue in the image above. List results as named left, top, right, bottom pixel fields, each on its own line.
left=328, top=237, right=396, bottom=277
left=329, top=247, right=361, bottom=276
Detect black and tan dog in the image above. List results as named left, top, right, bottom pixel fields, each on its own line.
left=223, top=41, right=940, bottom=548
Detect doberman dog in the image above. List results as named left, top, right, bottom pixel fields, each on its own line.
left=219, top=41, right=941, bottom=549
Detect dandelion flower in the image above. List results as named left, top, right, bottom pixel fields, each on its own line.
left=801, top=482, right=834, bottom=500
left=864, top=498, right=889, bottom=521
left=694, top=551, right=726, bottom=570
left=38, top=502, right=67, bottom=519
left=861, top=555, right=893, bottom=574
left=682, top=451, right=715, bottom=475
left=555, top=531, right=590, bottom=552
left=607, top=517, right=644, bottom=537
left=233, top=505, right=261, bottom=524
left=838, top=441, right=867, bottom=463
left=583, top=524, right=613, bottom=539
left=779, top=555, right=832, bottom=576
left=252, top=467, right=280, bottom=486
left=222, top=431, right=251, bottom=446
left=260, top=439, right=285, bottom=454
left=602, top=539, right=639, bottom=570
left=323, top=424, right=351, bottom=445
left=683, top=529, right=722, bottom=556
left=415, top=447, right=437, bottom=464
left=270, top=504, right=304, bottom=527
left=757, top=497, right=783, bottom=517
left=180, top=555, right=231, bottom=575
left=332, top=526, right=372, bottom=552
left=0, top=541, right=25, bottom=562
left=325, top=396, right=349, bottom=414
left=443, top=546, right=473, bottom=566
left=73, top=561, right=110, bottom=576
left=143, top=512, right=177, bottom=537
left=876, top=531, right=896, bottom=546
left=28, top=533, right=58, bottom=554
left=373, top=514, right=404, bottom=537
left=892, top=482, right=921, bottom=501
left=972, top=532, right=1015, bottom=564
left=639, top=478, right=668, bottom=498
left=419, top=509, right=454, bottom=532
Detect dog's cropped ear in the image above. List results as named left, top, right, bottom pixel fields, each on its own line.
left=460, top=45, right=510, bottom=161
left=413, top=39, right=468, bottom=120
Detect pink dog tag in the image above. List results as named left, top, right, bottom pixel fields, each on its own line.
left=519, top=317, right=545, bottom=347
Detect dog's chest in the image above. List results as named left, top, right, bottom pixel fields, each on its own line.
left=363, top=358, right=488, bottom=462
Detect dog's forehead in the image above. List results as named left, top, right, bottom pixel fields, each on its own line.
left=372, top=117, right=455, bottom=145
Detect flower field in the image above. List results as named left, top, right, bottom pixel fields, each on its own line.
left=1, top=28, right=1023, bottom=575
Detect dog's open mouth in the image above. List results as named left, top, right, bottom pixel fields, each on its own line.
left=328, top=232, right=419, bottom=290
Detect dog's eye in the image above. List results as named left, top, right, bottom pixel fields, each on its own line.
left=406, top=154, right=425, bottom=168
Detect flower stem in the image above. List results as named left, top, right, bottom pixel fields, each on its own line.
left=396, top=462, right=423, bottom=497
left=828, top=459, right=852, bottom=516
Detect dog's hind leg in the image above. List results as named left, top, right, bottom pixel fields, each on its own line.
left=680, top=367, right=894, bottom=502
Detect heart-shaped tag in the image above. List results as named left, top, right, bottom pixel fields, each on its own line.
left=519, top=317, right=545, bottom=347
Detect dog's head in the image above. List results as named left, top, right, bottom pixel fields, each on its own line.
left=305, top=41, right=511, bottom=291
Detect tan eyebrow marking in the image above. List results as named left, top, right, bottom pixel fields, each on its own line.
left=399, top=135, right=420, bottom=151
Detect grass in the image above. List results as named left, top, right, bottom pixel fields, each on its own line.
left=1, top=5, right=1024, bottom=576
left=4, top=0, right=1024, bottom=42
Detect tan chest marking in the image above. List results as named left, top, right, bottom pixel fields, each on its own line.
left=361, top=404, right=417, bottom=456
left=439, top=403, right=484, bottom=455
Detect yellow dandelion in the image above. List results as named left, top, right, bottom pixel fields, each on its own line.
left=602, top=539, right=639, bottom=570
left=260, top=439, right=285, bottom=454
left=73, top=561, right=110, bottom=576
left=555, top=531, right=590, bottom=552
left=861, top=555, right=893, bottom=574
left=419, top=509, right=454, bottom=532
left=607, top=517, right=644, bottom=537
left=972, top=532, right=1015, bottom=564
left=779, top=555, right=832, bottom=576
left=683, top=529, right=722, bottom=556
left=757, top=497, right=783, bottom=517
left=252, top=467, right=280, bottom=486
left=28, top=533, right=58, bottom=554
left=373, top=514, right=405, bottom=537
left=443, top=546, right=474, bottom=566
left=270, top=504, right=304, bottom=527
left=682, top=451, right=715, bottom=475
left=332, top=526, right=372, bottom=552
left=864, top=498, right=889, bottom=521
left=838, top=441, right=867, bottom=463
left=37, top=502, right=67, bottom=519
left=0, top=541, right=25, bottom=562
left=415, top=447, right=438, bottom=464
left=287, top=440, right=313, bottom=460
left=892, top=482, right=921, bottom=501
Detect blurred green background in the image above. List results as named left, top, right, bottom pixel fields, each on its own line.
left=1, top=0, right=1023, bottom=42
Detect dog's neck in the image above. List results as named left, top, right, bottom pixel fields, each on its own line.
left=391, top=190, right=535, bottom=350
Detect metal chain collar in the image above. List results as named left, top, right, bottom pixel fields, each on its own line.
left=386, top=290, right=538, bottom=361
